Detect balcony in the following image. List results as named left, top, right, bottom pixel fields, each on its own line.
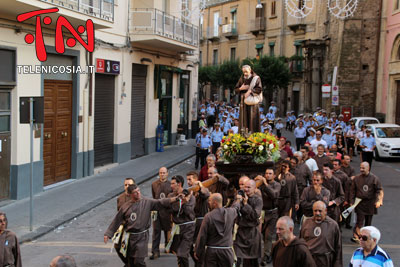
left=289, top=58, right=304, bottom=77
left=130, top=8, right=199, bottom=52
left=0, top=0, right=114, bottom=29
left=250, top=17, right=266, bottom=36
left=287, top=16, right=307, bottom=34
left=206, top=26, right=220, bottom=41
left=222, top=23, right=238, bottom=39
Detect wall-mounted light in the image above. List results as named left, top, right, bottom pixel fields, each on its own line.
left=140, top=57, right=152, bottom=63
left=256, top=0, right=263, bottom=9
left=186, top=64, right=194, bottom=69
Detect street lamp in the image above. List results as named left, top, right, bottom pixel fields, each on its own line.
left=256, top=0, right=263, bottom=9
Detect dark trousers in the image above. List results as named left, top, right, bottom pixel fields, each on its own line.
left=151, top=216, right=171, bottom=254
left=212, top=142, right=220, bottom=155
left=195, top=147, right=200, bottom=169
left=178, top=256, right=189, bottom=267
left=276, top=129, right=281, bottom=139
left=296, top=138, right=305, bottom=151
left=190, top=245, right=202, bottom=267
left=362, top=151, right=374, bottom=168
left=199, top=149, right=209, bottom=168
left=262, top=210, right=278, bottom=258
left=128, top=257, right=146, bottom=267
left=114, top=243, right=128, bottom=265
left=354, top=213, right=373, bottom=235
left=237, top=258, right=259, bottom=267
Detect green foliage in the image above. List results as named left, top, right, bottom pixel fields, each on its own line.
left=198, top=55, right=291, bottom=97
left=252, top=55, right=291, bottom=92
left=216, top=59, right=242, bottom=90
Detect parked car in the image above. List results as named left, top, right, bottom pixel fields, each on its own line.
left=366, top=123, right=400, bottom=160
left=349, top=117, right=380, bottom=130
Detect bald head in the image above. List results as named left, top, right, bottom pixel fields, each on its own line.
left=360, top=162, right=370, bottom=175
left=239, top=176, right=250, bottom=190
left=312, top=200, right=327, bottom=222
left=50, top=255, right=77, bottom=267
left=208, top=193, right=223, bottom=210
left=244, top=179, right=256, bottom=196
left=159, top=167, right=168, bottom=181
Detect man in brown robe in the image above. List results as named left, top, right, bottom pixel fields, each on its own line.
left=350, top=162, right=383, bottom=242
left=322, top=163, right=345, bottom=224
left=0, top=212, right=22, bottom=267
left=115, top=177, right=135, bottom=264
left=234, top=65, right=262, bottom=133
left=104, top=184, right=178, bottom=267
left=314, top=144, right=331, bottom=172
left=117, top=177, right=135, bottom=210
left=332, top=159, right=352, bottom=228
left=276, top=160, right=299, bottom=217
left=341, top=155, right=355, bottom=178
left=272, top=216, right=316, bottom=267
left=255, top=168, right=281, bottom=266
left=290, top=155, right=312, bottom=222
left=151, top=167, right=172, bottom=259
left=207, top=167, right=231, bottom=205
left=186, top=171, right=210, bottom=267
left=167, top=175, right=196, bottom=267
left=234, top=179, right=263, bottom=267
left=194, top=193, right=240, bottom=267
left=300, top=172, right=330, bottom=220
left=300, top=201, right=342, bottom=267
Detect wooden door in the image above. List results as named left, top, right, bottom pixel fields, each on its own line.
left=43, top=80, right=72, bottom=186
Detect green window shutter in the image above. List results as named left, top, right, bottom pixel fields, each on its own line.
left=230, top=7, right=237, bottom=13
left=294, top=41, right=302, bottom=46
left=269, top=41, right=275, bottom=46
left=255, top=43, right=264, bottom=49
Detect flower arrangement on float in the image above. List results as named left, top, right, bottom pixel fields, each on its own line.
left=221, top=132, right=280, bottom=163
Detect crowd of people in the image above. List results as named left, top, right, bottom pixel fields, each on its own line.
left=101, top=91, right=393, bottom=266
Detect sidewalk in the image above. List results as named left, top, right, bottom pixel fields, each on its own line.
left=1, top=140, right=196, bottom=243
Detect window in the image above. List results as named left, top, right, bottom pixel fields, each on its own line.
left=230, top=47, right=236, bottom=60
left=213, top=12, right=220, bottom=36
left=199, top=51, right=202, bottom=66
left=269, top=42, right=275, bottom=57
left=213, top=49, right=218, bottom=65
left=271, top=1, right=276, bottom=16
left=231, top=9, right=237, bottom=32
left=0, top=92, right=11, bottom=132
left=298, top=0, right=304, bottom=9
left=295, top=42, right=303, bottom=71
left=395, top=0, right=400, bottom=10
left=0, top=49, right=16, bottom=84
left=257, top=48, right=263, bottom=58
left=256, top=3, right=265, bottom=18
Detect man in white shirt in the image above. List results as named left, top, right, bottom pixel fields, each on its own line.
left=294, top=121, right=307, bottom=151
left=231, top=118, right=239, bottom=134
left=310, top=130, right=328, bottom=153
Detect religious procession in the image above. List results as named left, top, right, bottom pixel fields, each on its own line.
left=101, top=65, right=393, bottom=267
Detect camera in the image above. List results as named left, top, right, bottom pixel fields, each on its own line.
left=237, top=190, right=245, bottom=197
left=182, top=189, right=190, bottom=196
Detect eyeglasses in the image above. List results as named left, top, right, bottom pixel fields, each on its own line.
left=360, top=235, right=369, bottom=241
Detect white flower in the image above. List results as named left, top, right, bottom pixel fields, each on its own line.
left=269, top=144, right=274, bottom=150
left=224, top=145, right=228, bottom=149
left=259, top=145, right=264, bottom=151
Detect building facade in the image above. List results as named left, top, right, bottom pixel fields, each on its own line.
left=0, top=0, right=199, bottom=200
left=377, top=0, right=400, bottom=124
left=199, top=0, right=381, bottom=118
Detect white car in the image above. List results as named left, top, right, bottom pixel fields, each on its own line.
left=366, top=123, right=400, bottom=159
left=349, top=117, right=380, bottom=131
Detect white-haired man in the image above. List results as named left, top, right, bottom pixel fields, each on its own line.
left=349, top=226, right=393, bottom=267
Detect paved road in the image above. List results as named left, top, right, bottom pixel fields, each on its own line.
left=20, top=154, right=400, bottom=266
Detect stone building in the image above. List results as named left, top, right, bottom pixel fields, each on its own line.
left=199, top=0, right=382, bottom=118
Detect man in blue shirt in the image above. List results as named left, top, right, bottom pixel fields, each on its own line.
left=360, top=129, right=376, bottom=168
left=268, top=101, right=277, bottom=114
left=322, top=127, right=336, bottom=149
left=294, top=121, right=307, bottom=150
left=349, top=226, right=393, bottom=267
left=197, top=128, right=212, bottom=168
left=221, top=115, right=231, bottom=135
left=211, top=123, right=224, bottom=154
left=266, top=109, right=275, bottom=129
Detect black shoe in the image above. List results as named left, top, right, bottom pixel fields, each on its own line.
left=150, top=252, right=160, bottom=260
left=266, top=255, right=272, bottom=264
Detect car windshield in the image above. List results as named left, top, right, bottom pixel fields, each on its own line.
left=359, top=120, right=379, bottom=127
left=375, top=127, right=400, bottom=138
